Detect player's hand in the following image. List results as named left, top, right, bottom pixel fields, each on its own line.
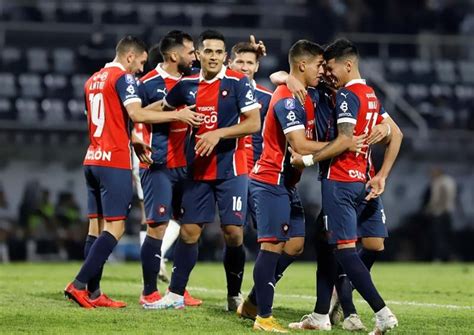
left=287, top=75, right=306, bottom=105
left=349, top=134, right=368, bottom=154
left=176, top=105, right=203, bottom=127
left=132, top=141, right=153, bottom=165
left=288, top=147, right=305, bottom=169
left=195, top=129, right=223, bottom=157
left=365, top=175, right=386, bottom=200
left=249, top=35, right=266, bottom=57
left=367, top=123, right=389, bottom=145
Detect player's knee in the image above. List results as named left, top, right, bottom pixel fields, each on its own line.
left=222, top=226, right=243, bottom=246
left=179, top=224, right=201, bottom=243
left=104, top=221, right=125, bottom=240
left=146, top=222, right=167, bottom=239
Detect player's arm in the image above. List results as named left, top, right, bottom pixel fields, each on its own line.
left=195, top=77, right=261, bottom=157
left=131, top=131, right=153, bottom=165
left=269, top=71, right=306, bottom=105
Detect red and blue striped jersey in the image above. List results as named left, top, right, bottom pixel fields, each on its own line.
left=135, top=64, right=188, bottom=169
left=163, top=66, right=260, bottom=181
left=250, top=84, right=316, bottom=187
left=83, top=62, right=141, bottom=170
left=327, top=79, right=388, bottom=182
left=244, top=81, right=272, bottom=173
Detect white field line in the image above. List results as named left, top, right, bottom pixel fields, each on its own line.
left=186, top=286, right=474, bottom=311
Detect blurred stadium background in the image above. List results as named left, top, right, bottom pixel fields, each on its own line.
left=0, top=0, right=473, bottom=264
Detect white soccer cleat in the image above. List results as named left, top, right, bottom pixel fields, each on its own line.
left=288, top=313, right=331, bottom=330
left=369, top=307, right=398, bottom=334
left=227, top=294, right=243, bottom=312
left=143, top=291, right=184, bottom=310
left=342, top=314, right=367, bottom=331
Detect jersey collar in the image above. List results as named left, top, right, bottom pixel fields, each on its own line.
left=104, top=62, right=126, bottom=71
left=345, top=79, right=366, bottom=87
left=156, top=63, right=182, bottom=80
left=199, top=65, right=226, bottom=83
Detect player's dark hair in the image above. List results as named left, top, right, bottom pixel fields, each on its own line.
left=323, top=38, right=359, bottom=62
left=230, top=42, right=260, bottom=61
left=147, top=44, right=162, bottom=69
left=198, top=30, right=225, bottom=49
left=116, top=35, right=148, bottom=56
left=159, top=30, right=194, bottom=57
left=288, top=40, right=324, bottom=64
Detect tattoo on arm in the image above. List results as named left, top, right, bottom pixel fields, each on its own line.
left=337, top=122, right=355, bottom=137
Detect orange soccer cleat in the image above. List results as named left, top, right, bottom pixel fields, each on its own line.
left=89, top=293, right=127, bottom=308
left=64, top=282, right=94, bottom=309
left=139, top=291, right=162, bottom=305
left=184, top=290, right=202, bottom=307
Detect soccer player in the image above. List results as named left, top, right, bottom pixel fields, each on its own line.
left=136, top=30, right=202, bottom=307
left=288, top=39, right=402, bottom=334
left=64, top=36, right=200, bottom=308
left=144, top=30, right=261, bottom=311
left=248, top=40, right=330, bottom=332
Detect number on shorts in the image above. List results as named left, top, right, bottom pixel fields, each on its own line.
left=232, top=196, right=242, bottom=211
left=89, top=93, right=105, bottom=137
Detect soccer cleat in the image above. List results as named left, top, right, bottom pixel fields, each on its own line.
left=184, top=290, right=202, bottom=307
left=342, top=314, right=367, bottom=331
left=369, top=307, right=398, bottom=335
left=253, top=315, right=288, bottom=333
left=64, top=282, right=94, bottom=309
left=89, top=293, right=126, bottom=308
left=236, top=296, right=257, bottom=320
left=227, top=294, right=243, bottom=312
left=329, top=300, right=344, bottom=326
left=288, top=313, right=331, bottom=330
left=139, top=291, right=162, bottom=305
left=158, top=261, right=170, bottom=283
left=143, top=291, right=184, bottom=310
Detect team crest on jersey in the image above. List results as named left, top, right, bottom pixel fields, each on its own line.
left=284, top=98, right=295, bottom=110
left=286, top=111, right=296, bottom=122
left=221, top=89, right=228, bottom=97
left=245, top=89, right=254, bottom=101
left=281, top=223, right=289, bottom=235
left=125, top=74, right=135, bottom=84
left=126, top=85, right=135, bottom=94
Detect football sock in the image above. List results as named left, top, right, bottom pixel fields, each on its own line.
left=83, top=235, right=103, bottom=294
left=314, top=245, right=338, bottom=314
left=359, top=248, right=382, bottom=271
left=223, top=244, right=246, bottom=297
left=75, top=231, right=117, bottom=289
left=169, top=239, right=198, bottom=296
left=253, top=250, right=280, bottom=318
left=335, top=271, right=357, bottom=318
left=248, top=252, right=296, bottom=305
left=141, top=235, right=163, bottom=295
left=335, top=248, right=385, bottom=313
left=89, top=288, right=101, bottom=300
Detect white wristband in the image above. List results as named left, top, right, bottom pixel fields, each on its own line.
left=386, top=123, right=391, bottom=136
left=302, top=154, right=314, bottom=167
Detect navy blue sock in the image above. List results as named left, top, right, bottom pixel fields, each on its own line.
left=248, top=252, right=296, bottom=305
left=75, top=231, right=117, bottom=288
left=314, top=244, right=338, bottom=314
left=253, top=250, right=280, bottom=317
left=83, top=235, right=102, bottom=294
left=359, top=248, right=381, bottom=271
left=141, top=235, right=163, bottom=295
left=335, top=248, right=385, bottom=313
left=335, top=269, right=357, bottom=318
left=169, top=239, right=198, bottom=296
left=223, top=244, right=246, bottom=297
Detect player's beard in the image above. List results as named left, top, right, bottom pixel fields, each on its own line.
left=178, top=62, right=192, bottom=76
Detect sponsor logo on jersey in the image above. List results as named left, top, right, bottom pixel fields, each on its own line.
left=286, top=111, right=296, bottom=122
left=348, top=169, right=365, bottom=180
left=339, top=101, right=348, bottom=112
left=245, top=89, right=254, bottom=101
left=86, top=148, right=112, bottom=162
left=189, top=90, right=197, bottom=98
left=197, top=106, right=218, bottom=129
left=126, top=85, right=135, bottom=95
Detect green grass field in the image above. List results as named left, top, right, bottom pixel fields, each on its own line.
left=0, top=262, right=473, bottom=334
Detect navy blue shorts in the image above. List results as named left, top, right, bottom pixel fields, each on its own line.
left=321, top=179, right=366, bottom=245
left=357, top=197, right=388, bottom=238
left=250, top=179, right=305, bottom=243
left=181, top=175, right=248, bottom=225
left=246, top=184, right=258, bottom=229
left=84, top=165, right=133, bottom=221
left=140, top=165, right=186, bottom=224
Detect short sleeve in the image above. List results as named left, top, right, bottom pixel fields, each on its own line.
left=335, top=88, right=360, bottom=125
left=236, top=76, right=260, bottom=113
left=376, top=105, right=389, bottom=124
left=116, top=73, right=141, bottom=106
left=163, top=80, right=185, bottom=109
left=274, top=98, right=306, bottom=134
